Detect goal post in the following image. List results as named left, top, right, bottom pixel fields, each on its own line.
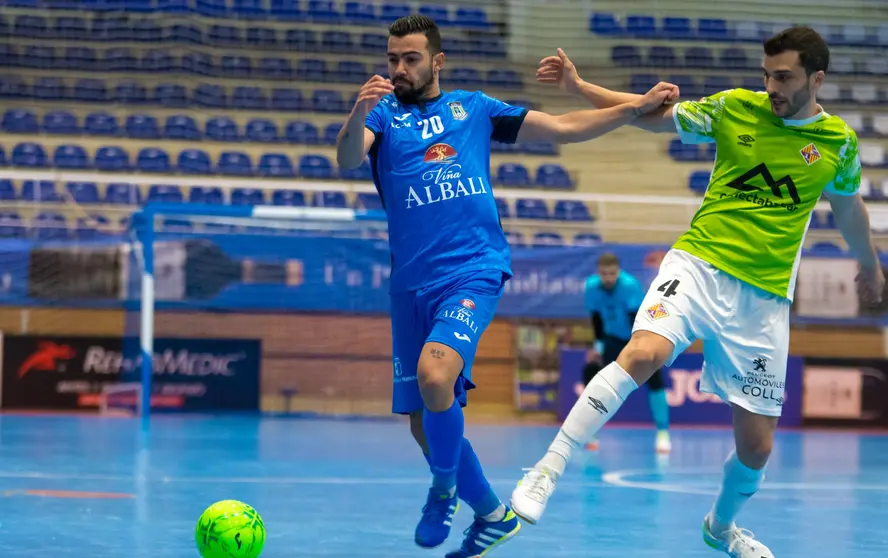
left=123, top=202, right=388, bottom=424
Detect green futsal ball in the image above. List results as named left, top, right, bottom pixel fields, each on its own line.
left=195, top=500, right=266, bottom=558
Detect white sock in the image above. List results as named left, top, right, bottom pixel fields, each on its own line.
left=481, top=504, right=506, bottom=522
left=537, top=362, right=637, bottom=477
left=709, top=451, right=766, bottom=536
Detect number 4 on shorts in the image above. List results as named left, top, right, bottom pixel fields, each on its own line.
left=657, top=279, right=680, bottom=297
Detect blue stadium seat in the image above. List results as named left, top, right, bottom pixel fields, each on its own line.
left=54, top=144, right=89, bottom=169
left=63, top=47, right=98, bottom=71
left=194, top=84, right=227, bottom=108
left=116, top=82, right=149, bottom=104
left=629, top=74, right=659, bottom=95
left=148, top=185, right=184, bottom=203
left=34, top=77, right=65, bottom=100
left=487, top=70, right=522, bottom=89
left=355, top=192, right=383, bottom=210
left=323, top=123, right=343, bottom=145
left=451, top=68, right=484, bottom=88
left=76, top=214, right=111, bottom=241
left=685, top=47, right=715, bottom=69
left=0, top=181, right=15, bottom=201
left=590, top=13, right=624, bottom=36
left=0, top=212, right=25, bottom=239
left=308, top=0, right=341, bottom=23
left=532, top=232, right=564, bottom=247
left=573, top=233, right=603, bottom=247
left=477, top=36, right=506, bottom=58
left=3, top=109, right=38, bottom=133
left=233, top=0, right=266, bottom=19
left=105, top=48, right=137, bottom=72
left=137, top=147, right=171, bottom=173
left=183, top=51, right=213, bottom=75
left=154, top=83, right=188, bottom=107
left=297, top=59, right=328, bottom=81
left=703, top=76, right=733, bottom=96
left=55, top=17, right=89, bottom=40
left=133, top=19, right=163, bottom=41
left=698, top=18, right=729, bottom=41
left=14, top=15, right=47, bottom=38
left=495, top=198, right=510, bottom=218
left=0, top=44, right=16, bottom=67
left=337, top=61, right=368, bottom=83
left=553, top=201, right=592, bottom=221
left=34, top=212, right=69, bottom=241
left=361, top=33, right=388, bottom=51
left=286, top=29, right=318, bottom=50
left=125, top=114, right=161, bottom=139
left=22, top=180, right=63, bottom=202
left=233, top=87, right=267, bottom=110
left=503, top=230, right=524, bottom=247
left=626, top=15, right=657, bottom=38
left=186, top=187, right=223, bottom=205
left=197, top=0, right=228, bottom=17
left=105, top=183, right=140, bottom=204
left=247, top=27, right=278, bottom=47
left=0, top=76, right=29, bottom=99
left=497, top=163, right=531, bottom=187
left=345, top=1, right=377, bottom=24
left=648, top=46, right=678, bottom=68
left=272, top=88, right=304, bottom=111
left=535, top=164, right=572, bottom=188
left=669, top=137, right=701, bottom=162
left=299, top=154, right=335, bottom=179
left=272, top=190, right=306, bottom=206
left=0, top=145, right=6, bottom=166
left=231, top=188, right=265, bottom=206
left=95, top=146, right=129, bottom=171
left=688, top=171, right=710, bottom=195
left=260, top=57, right=293, bottom=79
left=515, top=199, right=549, bottom=220
left=170, top=23, right=202, bottom=44
left=66, top=182, right=100, bottom=204
left=419, top=5, right=450, bottom=26
left=669, top=75, right=699, bottom=99
left=810, top=241, right=842, bottom=253
left=524, top=141, right=558, bottom=156
left=165, top=115, right=200, bottom=140
left=221, top=55, right=252, bottom=78
left=218, top=151, right=253, bottom=176
left=259, top=154, right=295, bottom=177
left=92, top=17, right=128, bottom=43
left=455, top=8, right=490, bottom=29
left=142, top=49, right=177, bottom=72
left=178, top=149, right=213, bottom=174
left=314, top=191, right=347, bottom=208
left=22, top=46, right=53, bottom=69
left=12, top=142, right=48, bottom=168
left=245, top=119, right=278, bottom=142
left=339, top=161, right=371, bottom=181
left=73, top=79, right=107, bottom=102
left=722, top=47, right=750, bottom=70
left=312, top=90, right=346, bottom=113
left=612, top=46, right=642, bottom=67
left=206, top=117, right=239, bottom=142
left=662, top=17, right=694, bottom=40
left=271, top=0, right=304, bottom=19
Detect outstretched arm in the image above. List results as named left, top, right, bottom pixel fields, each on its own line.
left=827, top=192, right=884, bottom=302
left=516, top=82, right=674, bottom=144
left=536, top=48, right=678, bottom=134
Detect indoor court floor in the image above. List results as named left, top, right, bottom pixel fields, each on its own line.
left=0, top=414, right=885, bottom=557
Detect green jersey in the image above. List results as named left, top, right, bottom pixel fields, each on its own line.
left=671, top=88, right=860, bottom=300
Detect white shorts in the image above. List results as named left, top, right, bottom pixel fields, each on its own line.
left=632, top=249, right=790, bottom=417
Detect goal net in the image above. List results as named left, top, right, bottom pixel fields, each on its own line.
left=106, top=203, right=390, bottom=420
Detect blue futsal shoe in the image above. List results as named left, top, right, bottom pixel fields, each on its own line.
left=414, top=488, right=459, bottom=549
left=444, top=507, right=521, bottom=558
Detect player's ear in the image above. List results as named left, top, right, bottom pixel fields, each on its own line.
left=812, top=70, right=825, bottom=88
left=432, top=51, right=445, bottom=73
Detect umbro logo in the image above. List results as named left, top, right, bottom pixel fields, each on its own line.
left=587, top=396, right=608, bottom=415
left=737, top=134, right=755, bottom=147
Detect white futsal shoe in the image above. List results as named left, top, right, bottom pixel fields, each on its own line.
left=702, top=515, right=775, bottom=558
left=509, top=466, right=557, bottom=525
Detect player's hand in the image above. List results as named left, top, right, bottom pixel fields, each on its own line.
left=630, top=82, right=681, bottom=116
left=536, top=48, right=583, bottom=96
left=856, top=263, right=885, bottom=304
left=354, top=75, right=394, bottom=115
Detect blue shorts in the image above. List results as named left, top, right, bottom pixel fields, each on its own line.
left=390, top=270, right=505, bottom=415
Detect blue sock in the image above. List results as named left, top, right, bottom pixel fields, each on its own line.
left=649, top=388, right=670, bottom=431
left=423, top=401, right=464, bottom=492
left=457, top=438, right=502, bottom=518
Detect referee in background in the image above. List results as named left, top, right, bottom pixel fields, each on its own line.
left=582, top=253, right=672, bottom=453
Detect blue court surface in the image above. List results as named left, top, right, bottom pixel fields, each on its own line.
left=0, top=415, right=886, bottom=557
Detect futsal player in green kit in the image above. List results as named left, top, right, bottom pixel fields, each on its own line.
left=510, top=27, right=885, bottom=558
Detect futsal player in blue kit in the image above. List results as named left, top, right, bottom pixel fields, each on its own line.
left=582, top=253, right=671, bottom=454
left=335, top=15, right=677, bottom=557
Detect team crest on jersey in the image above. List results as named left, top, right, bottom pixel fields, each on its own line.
left=460, top=299, right=475, bottom=310
left=448, top=101, right=468, bottom=120
left=424, top=143, right=457, bottom=163
left=800, top=143, right=821, bottom=166
left=646, top=303, right=669, bottom=320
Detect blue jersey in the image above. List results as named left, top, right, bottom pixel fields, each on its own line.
left=584, top=271, right=645, bottom=340
left=365, top=90, right=528, bottom=293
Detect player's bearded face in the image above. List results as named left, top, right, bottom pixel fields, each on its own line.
left=392, top=60, right=435, bottom=103
left=598, top=265, right=619, bottom=290
left=768, top=79, right=812, bottom=118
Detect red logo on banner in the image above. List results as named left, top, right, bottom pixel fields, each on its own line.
left=17, top=341, right=77, bottom=378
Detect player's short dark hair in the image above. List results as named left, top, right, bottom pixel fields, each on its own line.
left=389, top=15, right=442, bottom=55
left=763, top=26, right=830, bottom=75
left=597, top=253, right=619, bottom=267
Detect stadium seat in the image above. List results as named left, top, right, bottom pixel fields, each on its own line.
left=165, top=115, right=201, bottom=140
left=515, top=198, right=549, bottom=220
left=95, top=146, right=129, bottom=171
left=662, top=17, right=694, bottom=40
left=299, top=154, right=335, bottom=179
left=626, top=15, right=657, bottom=38
left=34, top=212, right=69, bottom=241
left=126, top=114, right=161, bottom=139
left=612, top=46, right=642, bottom=67
left=245, top=119, right=278, bottom=142
left=573, top=233, right=603, bottom=247
left=503, top=230, right=524, bottom=247
left=67, top=182, right=100, bottom=204
left=3, top=109, right=38, bottom=134
left=218, top=152, right=253, bottom=176
left=314, top=191, right=347, bottom=208
left=137, top=148, right=172, bottom=173
left=259, top=153, right=295, bottom=177
left=53, top=144, right=89, bottom=169
left=339, top=161, right=372, bottom=181
left=247, top=27, right=278, bottom=47
left=0, top=212, right=25, bottom=238
left=553, top=200, right=593, bottom=221
left=178, top=149, right=213, bottom=174
left=697, top=18, right=729, bottom=41
left=206, top=117, right=239, bottom=142
left=22, top=180, right=63, bottom=202
left=590, top=13, right=624, bottom=36
left=0, top=180, right=15, bottom=201
left=533, top=232, right=565, bottom=247
left=536, top=164, right=573, bottom=188
left=148, top=185, right=185, bottom=203
left=497, top=163, right=531, bottom=187
left=272, top=190, right=306, bottom=206
left=44, top=110, right=79, bottom=135
left=286, top=121, right=320, bottom=144
left=12, top=142, right=48, bottom=168
left=688, top=171, right=711, bottom=195
left=231, top=188, right=265, bottom=206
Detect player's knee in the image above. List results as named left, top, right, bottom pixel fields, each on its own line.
left=736, top=435, right=773, bottom=470
left=617, top=334, right=670, bottom=384
left=417, top=362, right=457, bottom=412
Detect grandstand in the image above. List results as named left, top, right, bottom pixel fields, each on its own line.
left=0, top=0, right=884, bottom=251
